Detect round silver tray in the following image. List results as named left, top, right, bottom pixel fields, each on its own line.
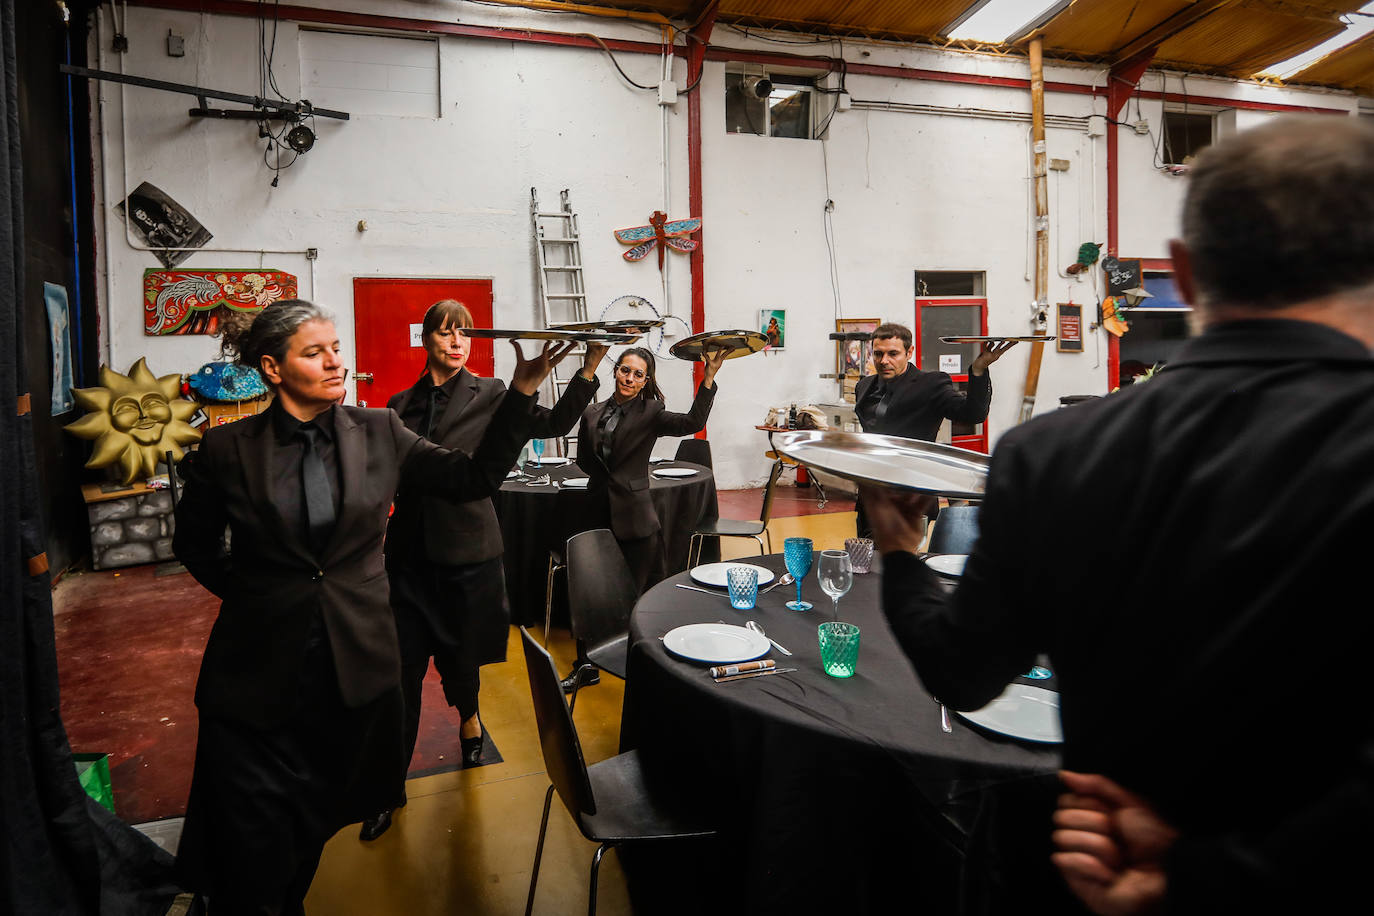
left=550, top=319, right=665, bottom=331
left=771, top=430, right=989, bottom=499
left=669, top=329, right=768, bottom=361
left=462, top=328, right=640, bottom=343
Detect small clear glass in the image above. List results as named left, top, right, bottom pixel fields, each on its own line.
left=844, top=537, right=874, bottom=574
left=818, top=549, right=853, bottom=620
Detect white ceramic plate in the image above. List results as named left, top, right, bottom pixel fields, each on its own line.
left=955, top=683, right=1063, bottom=744
left=661, top=623, right=770, bottom=664
left=561, top=477, right=589, bottom=488
left=531, top=456, right=569, bottom=466
left=652, top=467, right=697, bottom=478
left=689, top=562, right=775, bottom=588
left=925, top=554, right=968, bottom=577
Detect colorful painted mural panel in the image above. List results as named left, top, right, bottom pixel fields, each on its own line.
left=143, top=269, right=299, bottom=336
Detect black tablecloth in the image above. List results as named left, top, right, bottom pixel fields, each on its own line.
left=620, top=553, right=1063, bottom=912
left=493, top=460, right=719, bottom=626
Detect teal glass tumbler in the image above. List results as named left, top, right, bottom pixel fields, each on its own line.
left=727, top=566, right=759, bottom=610
left=817, top=621, right=861, bottom=678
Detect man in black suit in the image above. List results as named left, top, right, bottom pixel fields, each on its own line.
left=864, top=116, right=1374, bottom=914
left=853, top=322, right=1012, bottom=535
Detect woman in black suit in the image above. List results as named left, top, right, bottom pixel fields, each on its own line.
left=576, top=346, right=725, bottom=590
left=172, top=299, right=568, bottom=914
left=358, top=300, right=608, bottom=840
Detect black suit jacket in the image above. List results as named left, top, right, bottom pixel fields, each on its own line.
left=854, top=364, right=991, bottom=441
left=881, top=320, right=1374, bottom=911
left=173, top=392, right=533, bottom=729
left=575, top=382, right=716, bottom=540
left=385, top=369, right=597, bottom=566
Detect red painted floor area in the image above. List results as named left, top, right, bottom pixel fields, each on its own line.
left=53, top=564, right=484, bottom=824
left=717, top=484, right=854, bottom=519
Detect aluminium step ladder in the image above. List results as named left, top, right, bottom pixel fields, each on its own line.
left=531, top=188, right=590, bottom=457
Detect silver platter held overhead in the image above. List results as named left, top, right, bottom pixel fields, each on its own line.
left=771, top=430, right=990, bottom=499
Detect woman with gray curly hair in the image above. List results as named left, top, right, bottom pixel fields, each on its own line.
left=172, top=299, right=570, bottom=913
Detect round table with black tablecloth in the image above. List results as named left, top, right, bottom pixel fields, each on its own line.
left=493, top=459, right=719, bottom=627
left=619, top=553, right=1064, bottom=912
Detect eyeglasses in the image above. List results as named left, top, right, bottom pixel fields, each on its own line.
left=615, top=365, right=647, bottom=379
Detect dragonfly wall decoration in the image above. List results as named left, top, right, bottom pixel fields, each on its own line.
left=614, top=211, right=702, bottom=270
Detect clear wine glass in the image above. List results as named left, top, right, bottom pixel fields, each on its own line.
left=517, top=444, right=530, bottom=478
left=783, top=537, right=814, bottom=611
left=818, top=549, right=852, bottom=621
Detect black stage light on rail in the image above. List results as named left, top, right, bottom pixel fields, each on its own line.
left=285, top=124, right=315, bottom=153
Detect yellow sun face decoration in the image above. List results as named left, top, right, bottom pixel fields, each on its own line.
left=65, top=358, right=203, bottom=484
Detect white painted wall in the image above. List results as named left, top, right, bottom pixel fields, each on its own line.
left=87, top=3, right=1362, bottom=489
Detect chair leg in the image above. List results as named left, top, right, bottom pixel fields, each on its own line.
left=753, top=534, right=765, bottom=556
left=525, top=784, right=556, bottom=916
left=687, top=533, right=699, bottom=568
left=544, top=558, right=562, bottom=648
left=567, top=663, right=595, bottom=716
left=765, top=530, right=773, bottom=553
left=588, top=843, right=611, bottom=916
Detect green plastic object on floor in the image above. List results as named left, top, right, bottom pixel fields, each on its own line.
left=74, top=752, right=114, bottom=812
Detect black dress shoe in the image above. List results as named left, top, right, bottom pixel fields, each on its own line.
left=559, top=667, right=599, bottom=693
left=359, top=790, right=407, bottom=842
left=460, top=729, right=485, bottom=767
left=359, top=808, right=393, bottom=842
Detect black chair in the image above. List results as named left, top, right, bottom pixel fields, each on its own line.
left=926, top=504, right=981, bottom=555
left=519, top=627, right=716, bottom=916
left=563, top=529, right=636, bottom=700
left=673, top=437, right=712, bottom=469
left=542, top=548, right=565, bottom=647
left=686, top=460, right=783, bottom=567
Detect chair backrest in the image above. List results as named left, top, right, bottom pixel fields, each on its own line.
left=926, top=504, right=981, bottom=555
left=519, top=626, right=597, bottom=818
left=757, top=461, right=786, bottom=524
left=566, top=528, right=638, bottom=647
left=674, top=437, right=713, bottom=469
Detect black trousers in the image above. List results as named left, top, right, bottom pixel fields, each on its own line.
left=389, top=556, right=508, bottom=789
left=177, top=619, right=403, bottom=914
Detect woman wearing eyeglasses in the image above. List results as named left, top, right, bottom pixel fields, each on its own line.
left=575, top=346, right=727, bottom=592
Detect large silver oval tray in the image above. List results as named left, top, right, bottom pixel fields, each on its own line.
left=772, top=430, right=989, bottom=499
left=550, top=319, right=666, bottom=331
left=461, top=328, right=640, bottom=343
left=669, top=329, right=768, bottom=361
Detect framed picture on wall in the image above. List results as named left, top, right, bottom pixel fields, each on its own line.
left=836, top=318, right=879, bottom=377
left=760, top=309, right=786, bottom=349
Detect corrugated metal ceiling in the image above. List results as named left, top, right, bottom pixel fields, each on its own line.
left=543, top=0, right=1373, bottom=93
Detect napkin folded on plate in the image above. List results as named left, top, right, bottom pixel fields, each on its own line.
left=561, top=477, right=590, bottom=489
left=709, top=659, right=775, bottom=679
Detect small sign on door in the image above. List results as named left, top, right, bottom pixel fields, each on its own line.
left=939, top=353, right=961, bottom=374
left=409, top=323, right=424, bottom=347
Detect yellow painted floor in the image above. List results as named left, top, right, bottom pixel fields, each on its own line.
left=306, top=511, right=856, bottom=915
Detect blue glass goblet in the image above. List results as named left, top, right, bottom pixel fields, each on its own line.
left=530, top=438, right=546, bottom=462
left=783, top=537, right=814, bottom=611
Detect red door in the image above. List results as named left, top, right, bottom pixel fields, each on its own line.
left=352, top=278, right=494, bottom=407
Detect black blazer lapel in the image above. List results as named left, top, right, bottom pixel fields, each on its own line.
left=323, top=407, right=367, bottom=561
left=431, top=369, right=479, bottom=442
left=235, top=415, right=314, bottom=567
left=583, top=398, right=610, bottom=471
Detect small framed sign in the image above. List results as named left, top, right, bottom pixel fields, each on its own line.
left=1057, top=303, right=1084, bottom=353
left=1102, top=257, right=1142, bottom=296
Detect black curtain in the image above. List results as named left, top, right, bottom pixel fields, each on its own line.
left=0, top=1, right=192, bottom=912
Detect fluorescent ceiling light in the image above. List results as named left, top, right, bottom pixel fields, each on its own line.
left=1261, top=2, right=1374, bottom=79
left=946, top=0, right=1066, bottom=43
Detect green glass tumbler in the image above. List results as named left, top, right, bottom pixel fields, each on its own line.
left=817, top=621, right=861, bottom=678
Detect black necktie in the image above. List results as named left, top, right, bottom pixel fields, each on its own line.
left=421, top=387, right=440, bottom=439
left=298, top=424, right=335, bottom=554
left=873, top=383, right=893, bottom=423
left=598, top=402, right=622, bottom=466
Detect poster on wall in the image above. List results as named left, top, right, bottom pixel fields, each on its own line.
left=144, top=269, right=299, bottom=336
left=117, top=181, right=213, bottom=269
left=43, top=282, right=74, bottom=415
left=1057, top=303, right=1084, bottom=352
left=760, top=309, right=786, bottom=349
left=835, top=318, right=878, bottom=377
